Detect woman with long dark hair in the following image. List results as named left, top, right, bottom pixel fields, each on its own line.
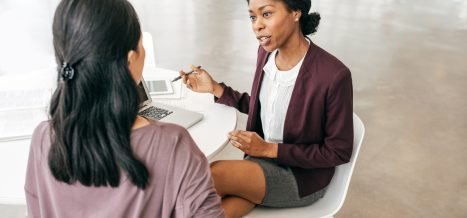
left=24, top=0, right=223, bottom=217
left=180, top=0, right=353, bottom=217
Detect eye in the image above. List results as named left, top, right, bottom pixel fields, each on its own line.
left=263, top=12, right=272, bottom=17
left=249, top=15, right=257, bottom=21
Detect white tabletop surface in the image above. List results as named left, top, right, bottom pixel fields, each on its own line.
left=143, top=67, right=237, bottom=160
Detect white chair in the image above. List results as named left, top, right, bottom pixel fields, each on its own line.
left=142, top=32, right=157, bottom=69
left=246, top=113, right=365, bottom=218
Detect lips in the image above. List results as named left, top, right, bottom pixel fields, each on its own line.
left=257, top=36, right=271, bottom=46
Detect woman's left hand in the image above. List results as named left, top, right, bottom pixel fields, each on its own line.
left=228, top=130, right=278, bottom=158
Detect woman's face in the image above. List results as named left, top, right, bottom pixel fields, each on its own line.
left=248, top=0, right=301, bottom=52
left=128, top=35, right=145, bottom=84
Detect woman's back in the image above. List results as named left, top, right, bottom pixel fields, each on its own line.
left=25, top=120, right=223, bottom=218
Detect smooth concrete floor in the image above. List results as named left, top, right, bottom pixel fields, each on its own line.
left=1, top=0, right=467, bottom=217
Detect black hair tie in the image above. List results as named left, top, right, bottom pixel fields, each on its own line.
left=61, top=62, right=75, bottom=81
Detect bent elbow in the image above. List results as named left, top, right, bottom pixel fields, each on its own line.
left=334, top=142, right=353, bottom=165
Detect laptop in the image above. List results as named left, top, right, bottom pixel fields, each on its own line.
left=136, top=77, right=203, bottom=128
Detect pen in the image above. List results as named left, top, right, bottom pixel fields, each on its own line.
left=171, top=66, right=201, bottom=82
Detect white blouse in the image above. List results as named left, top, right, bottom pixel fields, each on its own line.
left=259, top=43, right=308, bottom=143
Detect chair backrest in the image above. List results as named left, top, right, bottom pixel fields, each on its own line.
left=246, top=113, right=365, bottom=218
left=142, top=32, right=157, bottom=69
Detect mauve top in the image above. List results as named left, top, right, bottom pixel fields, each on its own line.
left=24, top=120, right=224, bottom=218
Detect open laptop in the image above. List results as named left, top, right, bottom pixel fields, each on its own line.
left=137, top=77, right=203, bottom=128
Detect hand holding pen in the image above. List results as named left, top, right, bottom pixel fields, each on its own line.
left=171, top=65, right=201, bottom=82
left=176, top=65, right=224, bottom=97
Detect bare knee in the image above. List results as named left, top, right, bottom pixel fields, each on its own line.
left=210, top=160, right=229, bottom=197
left=210, top=160, right=266, bottom=204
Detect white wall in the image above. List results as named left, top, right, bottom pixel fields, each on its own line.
left=0, top=0, right=59, bottom=75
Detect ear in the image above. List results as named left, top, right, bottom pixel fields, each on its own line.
left=127, top=49, right=139, bottom=82
left=293, top=10, right=302, bottom=21
left=127, top=50, right=136, bottom=67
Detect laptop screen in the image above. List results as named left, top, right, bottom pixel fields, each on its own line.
left=136, top=80, right=151, bottom=108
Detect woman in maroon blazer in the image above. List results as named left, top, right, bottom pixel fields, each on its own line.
left=180, top=0, right=353, bottom=217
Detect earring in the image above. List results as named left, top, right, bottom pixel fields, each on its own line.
left=295, top=18, right=299, bottom=21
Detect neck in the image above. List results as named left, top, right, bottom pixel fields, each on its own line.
left=132, top=115, right=150, bottom=130
left=275, top=33, right=309, bottom=71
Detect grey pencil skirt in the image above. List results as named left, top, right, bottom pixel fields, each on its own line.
left=246, top=156, right=326, bottom=208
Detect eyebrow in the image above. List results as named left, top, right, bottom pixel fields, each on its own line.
left=248, top=4, right=274, bottom=13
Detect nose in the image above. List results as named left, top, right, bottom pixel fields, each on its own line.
left=252, top=17, right=264, bottom=32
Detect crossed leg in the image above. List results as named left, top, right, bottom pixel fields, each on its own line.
left=210, top=160, right=266, bottom=218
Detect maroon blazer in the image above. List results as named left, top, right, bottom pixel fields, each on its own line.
left=216, top=41, right=354, bottom=197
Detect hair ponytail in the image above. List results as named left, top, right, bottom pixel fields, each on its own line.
left=49, top=0, right=148, bottom=189
left=301, top=12, right=321, bottom=35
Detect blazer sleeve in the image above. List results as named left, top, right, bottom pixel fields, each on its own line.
left=214, top=83, right=251, bottom=114
left=276, top=69, right=354, bottom=168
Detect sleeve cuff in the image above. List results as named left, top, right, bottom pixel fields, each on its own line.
left=213, top=83, right=228, bottom=103
left=274, top=143, right=287, bottom=165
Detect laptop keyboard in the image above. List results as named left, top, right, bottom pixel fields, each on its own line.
left=139, top=106, right=173, bottom=120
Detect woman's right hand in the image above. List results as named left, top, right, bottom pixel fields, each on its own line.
left=179, top=65, right=224, bottom=97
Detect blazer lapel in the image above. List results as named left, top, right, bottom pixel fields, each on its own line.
left=247, top=47, right=270, bottom=133
left=283, top=41, right=317, bottom=142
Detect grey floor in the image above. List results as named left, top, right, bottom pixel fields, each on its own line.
left=1, top=0, right=466, bottom=217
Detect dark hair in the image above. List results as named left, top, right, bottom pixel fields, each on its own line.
left=247, top=0, right=321, bottom=35
left=49, top=0, right=148, bottom=189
